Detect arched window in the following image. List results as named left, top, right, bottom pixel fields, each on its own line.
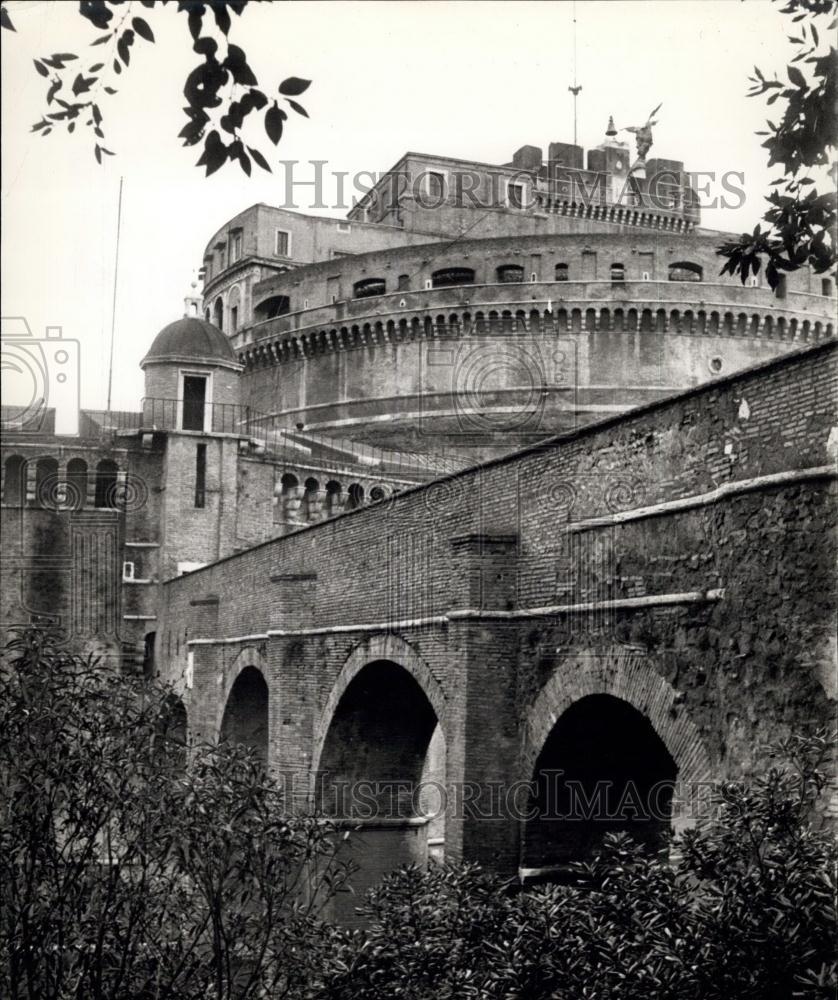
left=35, top=457, right=58, bottom=508
left=346, top=482, right=364, bottom=510
left=555, top=263, right=569, bottom=281
left=3, top=455, right=25, bottom=506
left=397, top=274, right=410, bottom=291
left=254, top=294, right=290, bottom=320
left=94, top=459, right=118, bottom=508
left=496, top=264, right=525, bottom=283
left=431, top=267, right=475, bottom=288
left=228, top=285, right=241, bottom=332
left=212, top=297, right=224, bottom=331
left=668, top=262, right=703, bottom=282
left=304, top=477, right=320, bottom=519
left=281, top=472, right=298, bottom=492
left=66, top=458, right=88, bottom=509
left=610, top=263, right=625, bottom=283
left=325, top=480, right=341, bottom=515
left=353, top=277, right=386, bottom=299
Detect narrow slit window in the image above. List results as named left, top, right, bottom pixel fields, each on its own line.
left=195, top=443, right=207, bottom=508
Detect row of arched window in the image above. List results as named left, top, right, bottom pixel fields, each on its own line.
left=2, top=455, right=120, bottom=509
left=276, top=472, right=389, bottom=527
left=346, top=262, right=706, bottom=299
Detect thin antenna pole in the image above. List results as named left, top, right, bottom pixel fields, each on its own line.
left=106, top=176, right=124, bottom=413
left=568, top=0, right=582, bottom=146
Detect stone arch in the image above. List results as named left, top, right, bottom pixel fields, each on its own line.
left=522, top=646, right=713, bottom=844
left=523, top=646, right=711, bottom=783
left=219, top=650, right=270, bottom=767
left=311, top=633, right=447, bottom=781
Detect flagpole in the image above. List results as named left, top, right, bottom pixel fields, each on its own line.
left=106, top=176, right=124, bottom=413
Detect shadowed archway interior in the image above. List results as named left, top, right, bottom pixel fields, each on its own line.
left=219, top=666, right=269, bottom=768
left=316, top=660, right=444, bottom=822
left=524, top=693, right=677, bottom=874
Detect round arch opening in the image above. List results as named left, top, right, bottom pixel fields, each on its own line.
left=219, top=666, right=269, bottom=768
left=316, top=659, right=445, bottom=829
left=523, top=694, right=676, bottom=877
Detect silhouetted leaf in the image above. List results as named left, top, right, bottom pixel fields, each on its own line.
left=265, top=103, right=286, bottom=145
left=34, top=60, right=49, bottom=78
left=248, top=146, right=271, bottom=172
left=787, top=64, right=805, bottom=86
left=286, top=99, right=308, bottom=118
left=279, top=77, right=311, bottom=96
left=132, top=16, right=155, bottom=42
left=1, top=6, right=15, bottom=31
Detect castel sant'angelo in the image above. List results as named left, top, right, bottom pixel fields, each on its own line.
left=2, top=116, right=836, bottom=905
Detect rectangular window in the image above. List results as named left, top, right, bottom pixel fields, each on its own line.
left=275, top=229, right=291, bottom=257
left=230, top=305, right=238, bottom=330
left=122, top=561, right=135, bottom=581
left=181, top=374, right=208, bottom=431
left=195, top=443, right=206, bottom=508
left=336, top=222, right=351, bottom=233
left=231, top=231, right=242, bottom=262
left=507, top=182, right=524, bottom=209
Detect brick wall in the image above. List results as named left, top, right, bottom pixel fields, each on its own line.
left=158, top=341, right=837, bottom=873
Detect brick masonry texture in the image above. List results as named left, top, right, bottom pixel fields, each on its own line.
left=157, top=340, right=837, bottom=873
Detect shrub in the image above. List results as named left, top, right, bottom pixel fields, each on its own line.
left=0, top=628, right=347, bottom=1000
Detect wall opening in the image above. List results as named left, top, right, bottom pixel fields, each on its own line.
left=555, top=263, right=569, bottom=281
left=94, top=459, right=118, bottom=508
left=194, top=443, right=207, bottom=508
left=346, top=482, right=364, bottom=510
left=353, top=277, right=387, bottom=299
left=66, top=458, right=87, bottom=509
left=523, top=694, right=676, bottom=877
left=254, top=294, right=291, bottom=321
left=3, top=454, right=26, bottom=506
left=497, top=264, right=525, bottom=283
left=219, top=666, right=269, bottom=768
left=181, top=375, right=208, bottom=432
left=668, top=261, right=703, bottom=282
left=317, top=660, right=443, bottom=822
left=431, top=267, right=475, bottom=288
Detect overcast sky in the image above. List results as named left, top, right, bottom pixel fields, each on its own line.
left=1, top=0, right=800, bottom=409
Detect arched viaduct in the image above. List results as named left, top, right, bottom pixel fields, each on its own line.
left=160, top=341, right=837, bottom=902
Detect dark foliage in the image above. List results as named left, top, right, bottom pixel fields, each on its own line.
left=718, top=0, right=837, bottom=290
left=2, top=1, right=310, bottom=175
left=0, top=628, right=347, bottom=1000
left=320, top=731, right=837, bottom=1000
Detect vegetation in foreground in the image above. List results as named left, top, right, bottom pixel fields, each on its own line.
left=1, top=628, right=835, bottom=999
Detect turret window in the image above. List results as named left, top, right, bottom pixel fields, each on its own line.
left=275, top=230, right=291, bottom=257
left=180, top=374, right=209, bottom=432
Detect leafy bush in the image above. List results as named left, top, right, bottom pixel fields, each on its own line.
left=0, top=628, right=346, bottom=1000
left=320, top=731, right=837, bottom=1000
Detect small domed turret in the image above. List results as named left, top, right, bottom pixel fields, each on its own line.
left=140, top=317, right=242, bottom=432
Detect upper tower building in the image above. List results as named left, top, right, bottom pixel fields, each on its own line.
left=197, top=127, right=835, bottom=464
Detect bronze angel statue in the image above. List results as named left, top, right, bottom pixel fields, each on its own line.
left=622, top=103, right=662, bottom=161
